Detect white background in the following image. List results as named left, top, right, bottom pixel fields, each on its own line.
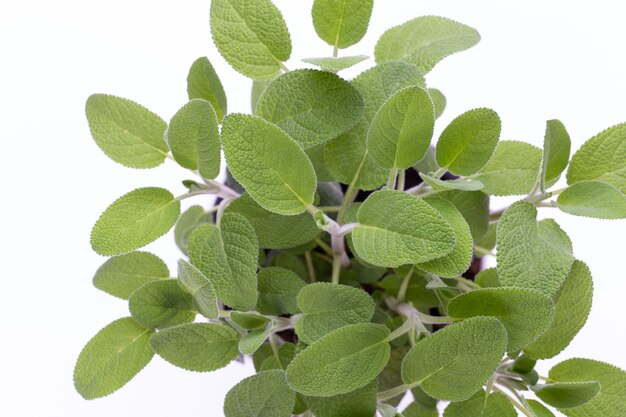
left=1, top=0, right=625, bottom=416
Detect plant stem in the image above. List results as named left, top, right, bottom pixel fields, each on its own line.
left=386, top=315, right=416, bottom=342
left=315, top=238, right=333, bottom=257
left=397, top=269, right=414, bottom=303
left=317, top=205, right=341, bottom=212
left=387, top=167, right=398, bottom=189
left=397, top=169, right=406, bottom=191
left=331, top=255, right=342, bottom=284
left=338, top=181, right=358, bottom=224
left=377, top=382, right=419, bottom=402
left=279, top=62, right=290, bottom=72
left=304, top=251, right=316, bottom=282
left=492, top=386, right=534, bottom=417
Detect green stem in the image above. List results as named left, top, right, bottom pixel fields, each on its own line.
left=376, top=382, right=419, bottom=402
left=386, top=316, right=416, bottom=342
left=304, top=251, right=316, bottom=283
left=414, top=309, right=453, bottom=324
left=331, top=255, right=342, bottom=284
left=315, top=238, right=333, bottom=257
left=337, top=182, right=358, bottom=224
left=397, top=169, right=406, bottom=191
left=397, top=269, right=414, bottom=303
left=493, top=387, right=534, bottom=417
left=279, top=62, right=290, bottom=72
left=317, top=205, right=341, bottom=212
left=387, top=167, right=398, bottom=189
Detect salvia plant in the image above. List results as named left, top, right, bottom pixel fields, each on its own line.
left=73, top=0, right=626, bottom=416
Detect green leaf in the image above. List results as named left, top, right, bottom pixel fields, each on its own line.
left=378, top=347, right=409, bottom=407
left=224, top=370, right=296, bottom=417
left=436, top=108, right=501, bottom=176
left=401, top=317, right=507, bottom=401
left=167, top=99, right=220, bottom=179
left=438, top=190, right=490, bottom=241
left=85, top=94, right=168, bottom=169
left=375, top=16, right=479, bottom=73
left=403, top=402, right=437, bottom=417
left=251, top=79, right=270, bottom=114
left=129, top=280, right=196, bottom=329
left=525, top=260, right=593, bottom=359
left=541, top=119, right=571, bottom=191
left=567, top=122, right=626, bottom=193
left=259, top=342, right=297, bottom=371
left=222, top=114, right=317, bottom=215
left=74, top=317, right=154, bottom=399
left=416, top=197, right=474, bottom=278
left=257, top=267, right=305, bottom=316
left=187, top=213, right=258, bottom=311
left=150, top=323, right=240, bottom=372
left=312, top=0, right=373, bottom=49
left=535, top=382, right=601, bottom=409
left=352, top=190, right=455, bottom=267
left=378, top=273, right=439, bottom=311
left=527, top=400, right=556, bottom=417
left=428, top=88, right=446, bottom=119
left=557, top=180, right=626, bottom=219
left=238, top=327, right=271, bottom=355
left=419, top=173, right=484, bottom=191
left=230, top=311, right=270, bottom=329
left=256, top=69, right=364, bottom=149
left=174, top=205, right=211, bottom=256
left=496, top=201, right=574, bottom=296
left=187, top=57, right=227, bottom=122
left=367, top=86, right=435, bottom=170
left=443, top=389, right=516, bottom=417
left=93, top=251, right=169, bottom=299
left=448, top=288, right=555, bottom=353
left=295, top=282, right=375, bottom=344
left=475, top=223, right=497, bottom=257
left=91, top=187, right=181, bottom=256
left=210, top=0, right=291, bottom=80
left=475, top=267, right=500, bottom=288
left=473, top=141, right=543, bottom=195
left=306, top=144, right=335, bottom=182
left=177, top=259, right=219, bottom=320
left=304, top=380, right=377, bottom=417
left=302, top=55, right=369, bottom=72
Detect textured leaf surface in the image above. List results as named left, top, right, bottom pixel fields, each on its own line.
left=429, top=88, right=446, bottom=119
left=535, top=382, right=601, bottom=409
left=222, top=114, right=317, bottom=215
left=403, top=402, right=437, bottom=417
left=352, top=190, right=455, bottom=267
left=230, top=311, right=270, bottom=330
left=541, top=119, right=571, bottom=190
left=150, top=323, right=239, bottom=372
left=286, top=323, right=390, bottom=396
left=443, top=389, right=516, bottom=417
left=238, top=327, right=271, bottom=355
left=295, top=283, right=375, bottom=344
left=177, top=260, right=219, bottom=319
left=257, top=267, right=305, bottom=315
left=448, top=288, right=555, bottom=353
left=525, top=260, right=593, bottom=359
left=224, top=370, right=295, bottom=417
left=557, top=180, right=626, bottom=219
left=187, top=213, right=258, bottom=311
left=93, top=251, right=169, bottom=299
left=174, top=206, right=211, bottom=255
left=74, top=318, right=154, bottom=399
left=312, top=0, right=373, bottom=49
left=256, top=69, right=364, bottom=148
left=304, top=380, right=377, bottom=417
left=475, top=267, right=500, bottom=288
left=401, top=317, right=507, bottom=401
left=210, top=0, right=291, bottom=80
left=85, top=94, right=168, bottom=168
left=187, top=57, right=227, bottom=122
left=302, top=55, right=368, bottom=72
left=91, top=187, right=180, bottom=256
left=129, top=280, right=195, bottom=329
left=527, top=400, right=556, bottom=417
left=375, top=16, right=480, bottom=73
left=419, top=173, right=484, bottom=191
left=497, top=201, right=574, bottom=296
left=438, top=190, right=490, bottom=241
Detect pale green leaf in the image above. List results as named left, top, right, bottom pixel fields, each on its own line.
left=443, top=389, right=516, bottom=417
left=238, top=327, right=271, bottom=355
left=129, top=280, right=196, bottom=329
left=174, top=205, right=211, bottom=256
left=91, top=187, right=180, bottom=256
left=230, top=311, right=270, bottom=330
left=257, top=267, right=305, bottom=316
left=541, top=119, right=571, bottom=191
left=259, top=342, right=297, bottom=371
left=403, top=402, right=437, bottom=417
left=557, top=180, right=626, bottom=219
left=210, top=0, right=291, bottom=80
left=438, top=190, right=490, bottom=241
left=74, top=317, right=154, bottom=399
left=150, top=323, right=239, bottom=372
left=419, top=173, right=484, bottom=191
left=304, top=380, right=377, bottom=417
left=305, top=144, right=335, bottom=182
left=414, top=147, right=440, bottom=174
left=428, top=88, right=446, bottom=119
left=224, top=370, right=296, bottom=417
left=187, top=57, right=227, bottom=122
left=312, top=0, right=373, bottom=49
left=177, top=259, right=219, bottom=319
left=475, top=267, right=500, bottom=288
left=251, top=79, right=270, bottom=114
left=302, top=55, right=369, bottom=72
left=378, top=404, right=404, bottom=417
left=85, top=94, right=168, bottom=169
left=535, top=382, right=601, bottom=410
left=222, top=114, right=317, bottom=215
left=475, top=223, right=497, bottom=257
left=528, top=400, right=556, bottom=417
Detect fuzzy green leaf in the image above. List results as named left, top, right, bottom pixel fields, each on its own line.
left=557, top=180, right=626, bottom=219
left=286, top=323, right=390, bottom=396
left=304, top=380, right=377, bottom=417
left=128, top=280, right=195, bottom=329
left=222, top=114, right=317, bottom=215
left=150, top=323, right=240, bottom=372
left=401, top=317, right=507, bottom=401
left=312, top=0, right=373, bottom=49
left=403, top=402, right=437, bottom=417
left=535, top=382, right=601, bottom=409
left=187, top=57, right=227, bottom=122
left=419, top=173, right=484, bottom=191
left=85, top=94, right=168, bottom=169
left=224, top=370, right=296, bottom=417
left=230, top=311, right=270, bottom=330
left=238, top=327, right=271, bottom=355
left=541, top=119, right=571, bottom=191
left=174, top=206, right=211, bottom=256
left=475, top=267, right=500, bottom=288
left=352, top=190, right=455, bottom=268
left=428, top=88, right=446, bottom=119
left=302, top=55, right=369, bottom=72
left=443, top=389, right=516, bottom=417
left=438, top=190, right=490, bottom=241
left=74, top=317, right=154, bottom=399
left=527, top=400, right=556, bottom=417
left=295, top=282, right=375, bottom=344
left=177, top=260, right=219, bottom=320
left=257, top=267, right=305, bottom=316
left=256, top=69, right=364, bottom=148
left=91, top=187, right=180, bottom=256
left=210, top=0, right=291, bottom=80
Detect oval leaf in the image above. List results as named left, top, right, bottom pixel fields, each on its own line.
left=129, top=280, right=196, bottom=329
left=174, top=206, right=211, bottom=256
left=187, top=57, right=227, bottom=122
left=177, top=259, right=219, bottom=319
left=443, top=389, right=516, bottom=417
left=541, top=119, right=571, bottom=191
left=302, top=55, right=369, bottom=72
left=312, top=0, right=374, bottom=49
left=557, top=180, right=626, bottom=219
left=224, top=370, right=296, bottom=417
left=257, top=267, right=305, bottom=316
left=535, top=381, right=601, bottom=410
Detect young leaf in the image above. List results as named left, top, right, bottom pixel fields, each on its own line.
left=438, top=190, right=490, bottom=241
left=557, top=180, right=626, bottom=219
left=149, top=323, right=239, bottom=372
left=129, top=280, right=196, bottom=329
left=177, top=259, right=219, bottom=320
left=375, top=16, right=480, bottom=73
left=224, top=370, right=296, bottom=417
left=541, top=119, right=571, bottom=191
left=312, top=0, right=374, bottom=49
left=74, top=317, right=154, bottom=399
left=256, top=69, right=364, bottom=148
left=187, top=57, right=227, bottom=122
left=473, top=141, right=543, bottom=195
left=302, top=55, right=369, bottom=72
left=295, top=282, right=375, bottom=344
left=443, top=389, right=516, bottom=417
left=549, top=358, right=626, bottom=417
left=567, top=122, right=626, bottom=193
left=93, top=251, right=169, bottom=299
left=497, top=201, right=574, bottom=296
left=85, top=94, right=168, bottom=169
left=187, top=214, right=258, bottom=311
left=525, top=260, right=593, bottom=359
left=401, top=317, right=507, bottom=401
left=238, top=327, right=271, bottom=355
left=230, top=311, right=270, bottom=330
left=174, top=205, right=211, bottom=255
left=447, top=288, right=555, bottom=353
left=428, top=88, right=446, bottom=119
left=210, top=0, right=291, bottom=80
left=90, top=187, right=181, bottom=256
left=221, top=114, right=317, bottom=215
left=419, top=173, right=484, bottom=191
left=352, top=190, right=455, bottom=268
left=257, top=267, right=305, bottom=316
left=367, top=86, right=435, bottom=170
left=304, top=380, right=377, bottom=417
left=167, top=99, right=220, bottom=179
left=286, top=323, right=390, bottom=396
left=527, top=400, right=557, bottom=417
left=535, top=382, right=601, bottom=409
left=435, top=108, right=501, bottom=176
